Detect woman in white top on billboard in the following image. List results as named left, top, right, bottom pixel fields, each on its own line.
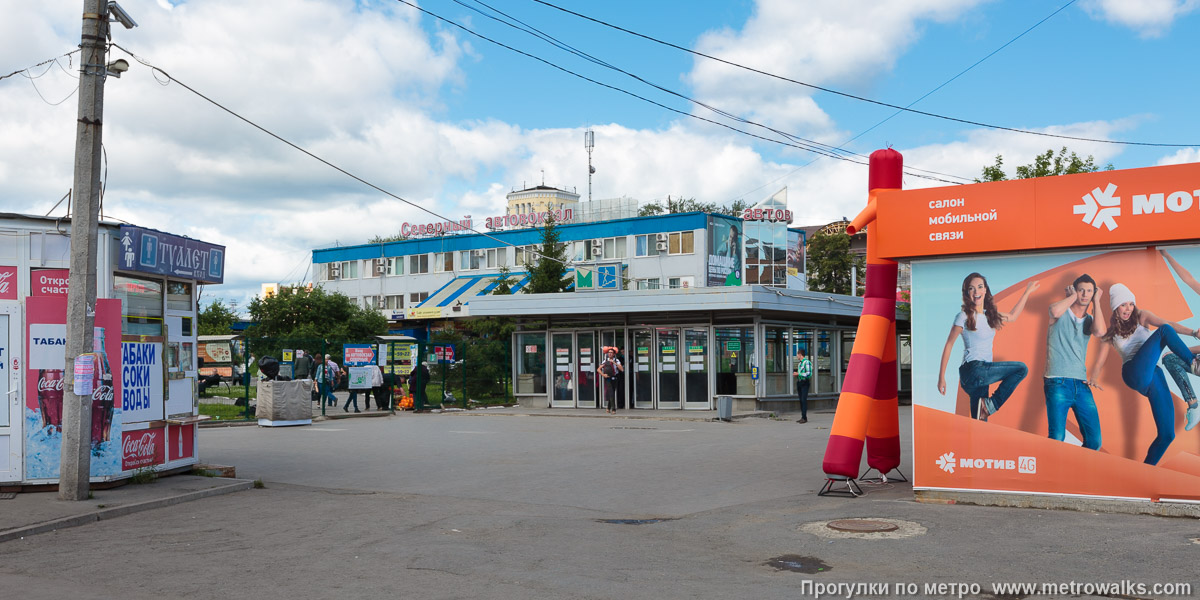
left=1093, top=280, right=1200, bottom=465
left=937, top=272, right=1039, bottom=421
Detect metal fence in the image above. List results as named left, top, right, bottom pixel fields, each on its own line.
left=197, top=336, right=512, bottom=421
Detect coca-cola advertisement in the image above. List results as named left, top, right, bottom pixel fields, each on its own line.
left=0, top=265, right=16, bottom=300
left=121, top=427, right=165, bottom=471
left=24, top=296, right=123, bottom=480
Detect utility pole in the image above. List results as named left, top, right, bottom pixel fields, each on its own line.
left=60, top=0, right=109, bottom=500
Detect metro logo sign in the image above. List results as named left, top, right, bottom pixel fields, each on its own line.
left=875, top=161, right=1200, bottom=259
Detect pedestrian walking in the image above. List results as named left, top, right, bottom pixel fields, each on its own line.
left=314, top=353, right=338, bottom=406
left=600, top=347, right=623, bottom=414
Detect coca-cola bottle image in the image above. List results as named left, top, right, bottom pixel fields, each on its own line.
left=37, top=368, right=65, bottom=431
left=90, top=328, right=115, bottom=447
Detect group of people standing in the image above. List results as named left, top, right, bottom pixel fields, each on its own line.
left=291, top=350, right=430, bottom=413
left=938, top=250, right=1200, bottom=465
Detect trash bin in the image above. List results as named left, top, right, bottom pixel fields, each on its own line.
left=717, top=395, right=732, bottom=421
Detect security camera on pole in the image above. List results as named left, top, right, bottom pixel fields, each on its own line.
left=61, top=0, right=136, bottom=501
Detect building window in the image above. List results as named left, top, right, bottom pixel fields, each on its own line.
left=409, top=292, right=429, bottom=304
left=668, top=231, right=694, bottom=255
left=516, top=245, right=539, bottom=267
left=386, top=257, right=403, bottom=276
left=385, top=295, right=404, bottom=310
left=166, top=281, right=192, bottom=311
left=668, top=277, right=681, bottom=289
left=348, top=297, right=358, bottom=307
left=460, top=250, right=482, bottom=271
left=637, top=278, right=660, bottom=290
left=365, top=258, right=385, bottom=278
left=409, top=254, right=430, bottom=274
left=113, top=274, right=164, bottom=336
left=487, top=248, right=506, bottom=268
left=634, top=235, right=662, bottom=257
left=435, top=252, right=454, bottom=273
left=586, top=237, right=626, bottom=260
left=363, top=295, right=379, bottom=309
left=338, top=261, right=358, bottom=280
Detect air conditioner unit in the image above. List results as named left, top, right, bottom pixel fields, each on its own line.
left=655, top=241, right=668, bottom=252
left=473, top=249, right=487, bottom=258
left=591, top=239, right=604, bottom=249
left=375, top=261, right=386, bottom=275
left=329, top=263, right=341, bottom=278
left=655, top=232, right=668, bottom=242
left=375, top=297, right=386, bottom=309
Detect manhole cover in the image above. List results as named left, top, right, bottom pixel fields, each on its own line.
left=827, top=519, right=899, bottom=533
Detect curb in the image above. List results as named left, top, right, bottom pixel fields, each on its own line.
left=915, top=490, right=1200, bottom=518
left=0, top=479, right=255, bottom=544
left=448, top=410, right=773, bottom=422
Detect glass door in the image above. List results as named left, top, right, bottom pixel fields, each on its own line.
left=551, top=333, right=574, bottom=408
left=576, top=331, right=598, bottom=409
left=631, top=329, right=654, bottom=409
left=682, top=328, right=710, bottom=409
left=0, top=309, right=20, bottom=483
left=656, top=328, right=681, bottom=409
left=600, top=329, right=626, bottom=410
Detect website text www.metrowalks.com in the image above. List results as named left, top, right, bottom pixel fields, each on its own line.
left=797, top=580, right=1193, bottom=598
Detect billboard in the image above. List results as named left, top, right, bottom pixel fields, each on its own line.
left=786, top=229, right=805, bottom=289
left=912, top=245, right=1200, bottom=500
left=118, top=225, right=226, bottom=284
left=706, top=217, right=742, bottom=287
left=24, top=296, right=123, bottom=480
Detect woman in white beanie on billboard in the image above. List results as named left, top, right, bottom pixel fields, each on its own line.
left=1094, top=282, right=1200, bottom=465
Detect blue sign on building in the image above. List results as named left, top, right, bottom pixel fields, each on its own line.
left=119, top=225, right=226, bottom=283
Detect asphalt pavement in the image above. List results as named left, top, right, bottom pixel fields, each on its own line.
left=1, top=406, right=1197, bottom=600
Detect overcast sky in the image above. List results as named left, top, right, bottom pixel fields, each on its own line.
left=2, top=0, right=1198, bottom=310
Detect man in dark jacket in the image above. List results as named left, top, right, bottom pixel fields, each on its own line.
left=293, top=350, right=314, bottom=380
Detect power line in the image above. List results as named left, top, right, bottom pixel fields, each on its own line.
left=109, top=44, right=664, bottom=289
left=420, top=0, right=964, bottom=183
left=0, top=49, right=81, bottom=83
left=530, top=0, right=1197, bottom=149
left=724, top=0, right=1080, bottom=200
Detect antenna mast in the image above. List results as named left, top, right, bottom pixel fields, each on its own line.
left=584, top=127, right=595, bottom=203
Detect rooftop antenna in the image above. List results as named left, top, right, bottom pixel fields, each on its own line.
left=584, top=127, right=595, bottom=203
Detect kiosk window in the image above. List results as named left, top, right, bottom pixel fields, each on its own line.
left=167, top=281, right=192, bottom=311
left=113, top=274, right=163, bottom=336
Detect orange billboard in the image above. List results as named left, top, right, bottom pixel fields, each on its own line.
left=911, top=244, right=1200, bottom=501
left=878, top=162, right=1200, bottom=259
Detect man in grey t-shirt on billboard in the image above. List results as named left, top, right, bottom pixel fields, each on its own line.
left=1044, top=274, right=1106, bottom=450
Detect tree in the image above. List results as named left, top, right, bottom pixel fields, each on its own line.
left=978, top=147, right=1113, bottom=182
left=367, top=232, right=409, bottom=244
left=199, top=299, right=239, bottom=335
left=638, top=196, right=748, bottom=218
left=491, top=265, right=516, bottom=295
left=806, top=230, right=865, bottom=295
left=524, top=212, right=572, bottom=294
left=245, top=285, right=388, bottom=342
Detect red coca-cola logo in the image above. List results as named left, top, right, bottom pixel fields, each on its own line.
left=37, top=376, right=64, bottom=393
left=122, top=429, right=165, bottom=470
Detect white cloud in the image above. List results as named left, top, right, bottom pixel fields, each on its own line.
left=1157, top=148, right=1200, bottom=166
left=1082, top=0, right=1199, bottom=37
left=686, top=0, right=987, bottom=137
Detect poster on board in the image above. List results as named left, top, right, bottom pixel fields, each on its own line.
left=707, top=217, right=742, bottom=287
left=912, top=245, right=1200, bottom=501
left=24, top=296, right=123, bottom=480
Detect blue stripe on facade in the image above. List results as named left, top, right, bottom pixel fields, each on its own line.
left=438, top=275, right=488, bottom=307
left=312, top=212, right=712, bottom=264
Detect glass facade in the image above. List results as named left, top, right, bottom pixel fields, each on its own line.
left=113, top=274, right=164, bottom=336
left=516, top=332, right=547, bottom=394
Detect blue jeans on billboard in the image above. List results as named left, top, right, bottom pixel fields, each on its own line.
left=1120, top=327, right=1196, bottom=465
left=958, top=360, right=1028, bottom=419
left=1044, top=377, right=1102, bottom=450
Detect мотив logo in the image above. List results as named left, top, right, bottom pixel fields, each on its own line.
left=936, top=452, right=956, bottom=473
left=1074, top=184, right=1121, bottom=231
